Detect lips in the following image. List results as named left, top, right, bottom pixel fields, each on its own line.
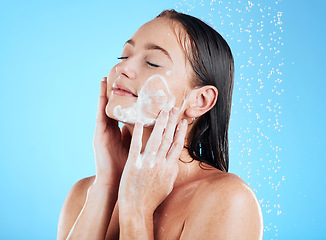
left=113, top=83, right=137, bottom=97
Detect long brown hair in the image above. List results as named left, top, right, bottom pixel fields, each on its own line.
left=156, top=10, right=234, bottom=172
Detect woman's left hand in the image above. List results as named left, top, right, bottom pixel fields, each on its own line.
left=118, top=107, right=188, bottom=216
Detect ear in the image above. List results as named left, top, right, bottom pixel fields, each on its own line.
left=184, top=86, right=218, bottom=118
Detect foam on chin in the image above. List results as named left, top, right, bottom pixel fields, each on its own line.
left=113, top=74, right=175, bottom=126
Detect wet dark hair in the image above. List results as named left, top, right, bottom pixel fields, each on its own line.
left=156, top=10, right=234, bottom=172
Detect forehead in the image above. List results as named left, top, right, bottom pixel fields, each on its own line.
left=133, top=18, right=175, bottom=41
left=130, top=18, right=185, bottom=59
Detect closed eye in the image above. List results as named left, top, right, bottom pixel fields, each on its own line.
left=117, top=56, right=128, bottom=60
left=146, top=61, right=160, bottom=68
left=117, top=57, right=160, bottom=68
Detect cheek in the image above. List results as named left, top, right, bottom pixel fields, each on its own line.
left=141, top=91, right=169, bottom=118
left=140, top=75, right=175, bottom=118
left=105, top=74, right=177, bottom=125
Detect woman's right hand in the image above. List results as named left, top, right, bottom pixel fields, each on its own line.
left=92, top=77, right=131, bottom=187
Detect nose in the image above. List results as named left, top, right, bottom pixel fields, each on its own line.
left=115, top=57, right=137, bottom=79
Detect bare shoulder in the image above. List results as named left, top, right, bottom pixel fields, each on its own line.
left=182, top=171, right=263, bottom=240
left=61, top=175, right=96, bottom=211
left=191, top=171, right=262, bottom=216
left=57, top=175, right=96, bottom=239
left=199, top=171, right=258, bottom=202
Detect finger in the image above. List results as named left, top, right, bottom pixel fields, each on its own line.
left=95, top=78, right=108, bottom=131
left=144, top=110, right=169, bottom=154
left=128, top=122, right=144, bottom=160
left=166, top=119, right=188, bottom=161
left=155, top=107, right=180, bottom=161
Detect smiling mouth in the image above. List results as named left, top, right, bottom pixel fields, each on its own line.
left=113, top=87, right=138, bottom=97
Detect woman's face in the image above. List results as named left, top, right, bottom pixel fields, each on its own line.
left=106, top=18, right=192, bottom=126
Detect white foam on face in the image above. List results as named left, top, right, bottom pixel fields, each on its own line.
left=113, top=74, right=175, bottom=126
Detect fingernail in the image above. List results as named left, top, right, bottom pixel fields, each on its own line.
left=172, top=107, right=179, bottom=115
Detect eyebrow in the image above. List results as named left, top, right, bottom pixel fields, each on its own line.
left=124, top=39, right=172, bottom=61
left=125, top=39, right=135, bottom=46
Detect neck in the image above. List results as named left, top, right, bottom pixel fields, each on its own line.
left=174, top=148, right=204, bottom=188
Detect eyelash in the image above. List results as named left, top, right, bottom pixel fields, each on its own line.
left=146, top=61, right=160, bottom=68
left=117, top=57, right=160, bottom=68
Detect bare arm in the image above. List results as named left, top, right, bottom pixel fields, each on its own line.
left=119, top=210, right=154, bottom=240
left=180, top=175, right=263, bottom=240
left=57, top=177, right=91, bottom=239
left=57, top=78, right=131, bottom=239
left=57, top=177, right=118, bottom=240
left=66, top=182, right=118, bottom=240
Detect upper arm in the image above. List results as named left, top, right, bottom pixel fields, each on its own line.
left=180, top=174, right=263, bottom=240
left=57, top=176, right=95, bottom=240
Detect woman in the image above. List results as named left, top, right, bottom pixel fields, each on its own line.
left=57, top=10, right=263, bottom=240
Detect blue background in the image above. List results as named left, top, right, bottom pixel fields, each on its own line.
left=0, top=0, right=325, bottom=239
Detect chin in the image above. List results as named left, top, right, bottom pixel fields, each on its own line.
left=105, top=103, right=135, bottom=125
left=105, top=96, right=134, bottom=119
left=105, top=102, right=121, bottom=121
